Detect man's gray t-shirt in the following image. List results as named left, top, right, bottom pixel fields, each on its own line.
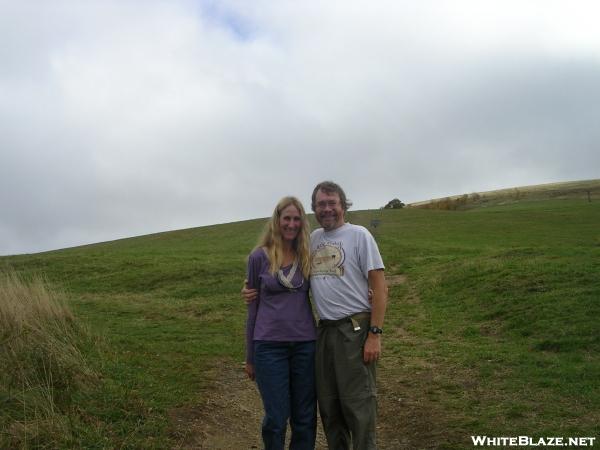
left=310, top=223, right=384, bottom=320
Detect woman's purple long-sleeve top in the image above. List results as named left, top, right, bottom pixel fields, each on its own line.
left=245, top=248, right=316, bottom=364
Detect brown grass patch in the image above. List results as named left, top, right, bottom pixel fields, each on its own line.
left=0, top=271, right=95, bottom=448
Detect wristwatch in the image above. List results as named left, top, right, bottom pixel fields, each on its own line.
left=369, top=326, right=383, bottom=335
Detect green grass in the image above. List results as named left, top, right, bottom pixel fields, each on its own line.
left=354, top=200, right=600, bottom=443
left=2, top=199, right=600, bottom=447
left=2, top=220, right=265, bottom=448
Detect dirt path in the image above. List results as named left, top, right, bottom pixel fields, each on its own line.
left=169, top=360, right=327, bottom=449
left=169, top=360, right=270, bottom=449
left=169, top=275, right=459, bottom=449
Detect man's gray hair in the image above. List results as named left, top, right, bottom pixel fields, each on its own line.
left=311, top=181, right=353, bottom=212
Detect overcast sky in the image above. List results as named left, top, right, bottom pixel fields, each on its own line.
left=2, top=1, right=600, bottom=255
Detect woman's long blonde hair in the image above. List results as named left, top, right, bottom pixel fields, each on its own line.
left=256, top=196, right=311, bottom=279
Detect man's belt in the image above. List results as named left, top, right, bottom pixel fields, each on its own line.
left=319, top=312, right=371, bottom=331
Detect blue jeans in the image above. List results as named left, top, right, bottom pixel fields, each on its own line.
left=254, top=340, right=317, bottom=450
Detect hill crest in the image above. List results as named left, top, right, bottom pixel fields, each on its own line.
left=407, top=178, right=600, bottom=210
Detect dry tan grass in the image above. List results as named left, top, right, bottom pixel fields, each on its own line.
left=0, top=271, right=94, bottom=448
left=1, top=272, right=74, bottom=336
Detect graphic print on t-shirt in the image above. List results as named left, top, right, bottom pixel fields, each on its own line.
left=311, top=241, right=345, bottom=277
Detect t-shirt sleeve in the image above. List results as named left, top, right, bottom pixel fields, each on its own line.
left=358, top=228, right=385, bottom=276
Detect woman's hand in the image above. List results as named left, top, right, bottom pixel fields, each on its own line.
left=241, top=279, right=259, bottom=305
left=245, top=362, right=255, bottom=381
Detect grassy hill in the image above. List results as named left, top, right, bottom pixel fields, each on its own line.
left=1, top=187, right=599, bottom=448
left=408, top=178, right=600, bottom=210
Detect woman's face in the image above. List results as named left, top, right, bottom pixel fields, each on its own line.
left=279, top=204, right=302, bottom=242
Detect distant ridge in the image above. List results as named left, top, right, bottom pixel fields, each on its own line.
left=407, top=179, right=600, bottom=210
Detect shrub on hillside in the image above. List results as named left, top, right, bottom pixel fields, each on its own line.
left=0, top=271, right=96, bottom=447
left=383, top=198, right=405, bottom=209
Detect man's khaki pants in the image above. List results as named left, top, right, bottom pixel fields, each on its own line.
left=316, top=314, right=377, bottom=450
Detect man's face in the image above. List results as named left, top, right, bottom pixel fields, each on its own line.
left=315, top=189, right=345, bottom=231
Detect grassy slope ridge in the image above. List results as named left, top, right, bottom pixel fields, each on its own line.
left=408, top=178, right=600, bottom=209
left=2, top=188, right=600, bottom=447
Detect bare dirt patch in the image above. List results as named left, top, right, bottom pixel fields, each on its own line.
left=386, top=274, right=407, bottom=287
left=169, top=360, right=263, bottom=449
left=169, top=360, right=327, bottom=449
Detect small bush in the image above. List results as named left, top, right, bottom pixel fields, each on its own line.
left=0, top=271, right=95, bottom=448
left=383, top=198, right=405, bottom=209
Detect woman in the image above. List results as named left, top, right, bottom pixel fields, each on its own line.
left=245, top=196, right=317, bottom=450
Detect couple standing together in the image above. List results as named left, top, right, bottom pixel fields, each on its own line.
left=243, top=181, right=388, bottom=450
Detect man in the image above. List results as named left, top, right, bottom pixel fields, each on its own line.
left=243, top=181, right=387, bottom=449
left=309, top=181, right=387, bottom=450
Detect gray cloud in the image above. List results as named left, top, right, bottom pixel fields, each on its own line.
left=2, top=1, right=600, bottom=255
